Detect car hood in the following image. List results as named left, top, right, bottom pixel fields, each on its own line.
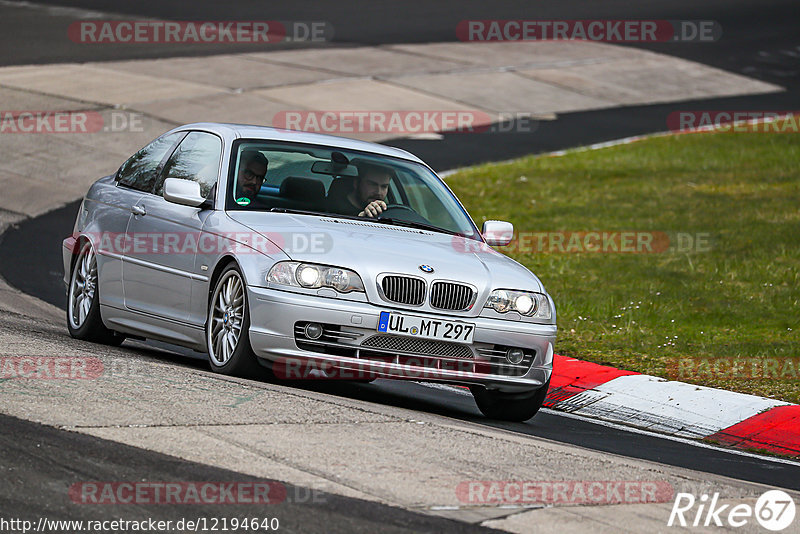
left=229, top=212, right=545, bottom=312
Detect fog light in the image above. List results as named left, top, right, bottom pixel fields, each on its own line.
left=304, top=322, right=323, bottom=340
left=506, top=348, right=525, bottom=364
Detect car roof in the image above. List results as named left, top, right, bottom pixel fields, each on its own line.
left=171, top=122, right=425, bottom=164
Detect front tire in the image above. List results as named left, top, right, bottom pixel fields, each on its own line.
left=206, top=264, right=261, bottom=377
left=66, top=241, right=124, bottom=345
left=470, top=379, right=550, bottom=422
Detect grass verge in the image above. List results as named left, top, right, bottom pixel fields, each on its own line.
left=447, top=125, right=800, bottom=403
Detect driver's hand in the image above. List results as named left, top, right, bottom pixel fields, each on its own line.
left=359, top=200, right=387, bottom=218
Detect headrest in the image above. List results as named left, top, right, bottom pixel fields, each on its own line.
left=327, top=176, right=355, bottom=197
left=279, top=177, right=325, bottom=201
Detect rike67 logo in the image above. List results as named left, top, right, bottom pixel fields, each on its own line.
left=668, top=490, right=796, bottom=531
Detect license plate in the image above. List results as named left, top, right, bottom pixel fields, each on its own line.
left=377, top=311, right=475, bottom=344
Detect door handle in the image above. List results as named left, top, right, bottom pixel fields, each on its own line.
left=131, top=205, right=146, bottom=216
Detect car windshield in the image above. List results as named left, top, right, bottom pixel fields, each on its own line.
left=226, top=140, right=479, bottom=239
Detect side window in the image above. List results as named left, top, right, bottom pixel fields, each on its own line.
left=116, top=132, right=183, bottom=192
left=155, top=132, right=222, bottom=197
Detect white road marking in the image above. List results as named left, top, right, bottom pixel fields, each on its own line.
left=421, top=382, right=800, bottom=467
left=562, top=374, right=788, bottom=438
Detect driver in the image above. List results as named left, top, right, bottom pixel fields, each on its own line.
left=327, top=160, right=392, bottom=217
left=234, top=150, right=268, bottom=205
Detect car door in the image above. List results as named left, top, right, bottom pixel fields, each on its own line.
left=122, top=131, right=222, bottom=324
left=96, top=131, right=184, bottom=310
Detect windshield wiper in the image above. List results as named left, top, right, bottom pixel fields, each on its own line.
left=270, top=208, right=468, bottom=237
left=374, top=217, right=461, bottom=236
left=269, top=207, right=358, bottom=220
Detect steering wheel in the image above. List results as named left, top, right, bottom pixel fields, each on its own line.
left=378, top=204, right=416, bottom=218
left=378, top=204, right=433, bottom=225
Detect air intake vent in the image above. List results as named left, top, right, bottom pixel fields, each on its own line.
left=361, top=335, right=474, bottom=359
left=320, top=218, right=429, bottom=234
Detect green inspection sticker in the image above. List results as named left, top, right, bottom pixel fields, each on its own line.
left=235, top=197, right=251, bottom=206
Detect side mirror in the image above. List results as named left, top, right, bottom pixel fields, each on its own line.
left=163, top=178, right=206, bottom=208
left=482, top=220, right=514, bottom=246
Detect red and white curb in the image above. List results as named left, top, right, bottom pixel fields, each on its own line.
left=545, top=355, right=800, bottom=457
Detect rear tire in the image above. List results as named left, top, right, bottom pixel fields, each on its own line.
left=470, top=379, right=550, bottom=422
left=66, top=241, right=125, bottom=346
left=206, top=264, right=261, bottom=377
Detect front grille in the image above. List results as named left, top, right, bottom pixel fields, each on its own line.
left=430, top=281, right=475, bottom=311
left=381, top=275, right=425, bottom=306
left=361, top=335, right=473, bottom=359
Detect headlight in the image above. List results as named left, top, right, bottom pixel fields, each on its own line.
left=267, top=262, right=365, bottom=293
left=484, top=289, right=551, bottom=320
left=297, top=264, right=321, bottom=287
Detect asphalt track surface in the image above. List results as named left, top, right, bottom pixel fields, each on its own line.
left=1, top=0, right=800, bottom=529
left=1, top=0, right=797, bottom=171
left=0, top=412, right=501, bottom=534
left=2, top=0, right=798, bottom=91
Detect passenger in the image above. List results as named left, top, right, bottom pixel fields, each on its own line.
left=234, top=151, right=268, bottom=205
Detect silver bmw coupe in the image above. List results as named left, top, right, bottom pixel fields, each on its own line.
left=63, top=123, right=556, bottom=420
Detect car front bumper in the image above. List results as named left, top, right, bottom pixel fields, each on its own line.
left=247, top=286, right=556, bottom=393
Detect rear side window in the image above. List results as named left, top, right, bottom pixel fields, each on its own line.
left=116, top=132, right=183, bottom=192
left=155, top=131, right=222, bottom=197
